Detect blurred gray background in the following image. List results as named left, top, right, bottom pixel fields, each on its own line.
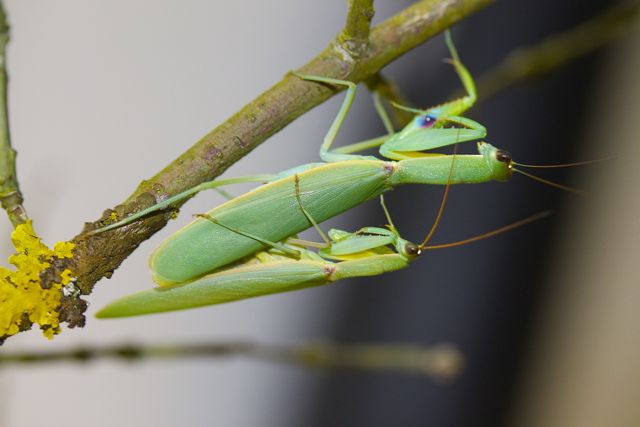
left=1, top=1, right=638, bottom=426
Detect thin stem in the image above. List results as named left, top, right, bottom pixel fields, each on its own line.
left=0, top=1, right=26, bottom=226
left=0, top=340, right=464, bottom=380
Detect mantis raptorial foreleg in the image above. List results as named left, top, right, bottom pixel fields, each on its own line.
left=293, top=30, right=485, bottom=162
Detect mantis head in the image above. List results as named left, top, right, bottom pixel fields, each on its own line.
left=396, top=237, right=422, bottom=260
left=478, top=142, right=513, bottom=181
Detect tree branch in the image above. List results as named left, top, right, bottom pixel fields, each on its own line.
left=0, top=340, right=463, bottom=380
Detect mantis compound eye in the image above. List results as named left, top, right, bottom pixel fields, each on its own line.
left=495, top=150, right=512, bottom=164
left=405, top=243, right=422, bottom=256
left=417, top=114, right=437, bottom=128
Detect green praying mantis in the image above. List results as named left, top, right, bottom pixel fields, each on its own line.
left=92, top=31, right=573, bottom=314
left=96, top=165, right=550, bottom=318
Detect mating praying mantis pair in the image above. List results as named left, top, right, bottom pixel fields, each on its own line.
left=94, top=31, right=568, bottom=318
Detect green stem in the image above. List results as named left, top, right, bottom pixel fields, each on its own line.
left=0, top=1, right=26, bottom=227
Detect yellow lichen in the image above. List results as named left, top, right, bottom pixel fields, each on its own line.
left=0, top=220, right=75, bottom=339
